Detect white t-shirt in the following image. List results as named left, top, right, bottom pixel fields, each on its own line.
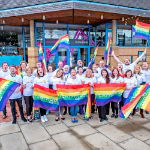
left=122, top=63, right=136, bottom=73
left=141, top=69, right=150, bottom=84
left=23, top=75, right=35, bottom=96
left=76, top=74, right=84, bottom=82
left=5, top=74, right=22, bottom=99
left=46, top=72, right=55, bottom=84
left=33, top=75, right=50, bottom=88
left=51, top=77, right=65, bottom=90
left=0, top=69, right=10, bottom=78
left=66, top=77, right=82, bottom=85
left=110, top=76, right=124, bottom=83
left=82, top=77, right=96, bottom=94
left=92, top=72, right=99, bottom=81
left=123, top=77, right=137, bottom=98
left=133, top=74, right=145, bottom=86
left=97, top=76, right=108, bottom=83
left=97, top=67, right=111, bottom=76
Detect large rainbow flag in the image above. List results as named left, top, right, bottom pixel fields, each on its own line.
left=57, top=84, right=90, bottom=107
left=132, top=20, right=150, bottom=40
left=104, top=38, right=112, bottom=65
left=137, top=85, right=150, bottom=112
left=33, top=84, right=59, bottom=111
left=0, top=78, right=20, bottom=111
left=94, top=84, right=126, bottom=106
left=120, top=84, right=148, bottom=119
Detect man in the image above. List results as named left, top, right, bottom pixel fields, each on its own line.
left=75, top=60, right=86, bottom=72
left=112, top=49, right=146, bottom=73
left=5, top=66, right=27, bottom=124
left=0, top=62, right=10, bottom=119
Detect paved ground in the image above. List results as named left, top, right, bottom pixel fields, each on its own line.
left=0, top=112, right=150, bottom=150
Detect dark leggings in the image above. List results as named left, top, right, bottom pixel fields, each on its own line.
left=24, top=96, right=33, bottom=116
left=40, top=108, right=46, bottom=116
left=97, top=106, right=106, bottom=119
left=111, top=102, right=119, bottom=115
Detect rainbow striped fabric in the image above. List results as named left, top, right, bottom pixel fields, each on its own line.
left=104, top=38, right=112, bottom=65
left=50, top=34, right=70, bottom=55
left=57, top=84, right=90, bottom=107
left=0, top=78, right=20, bottom=111
left=33, top=84, right=59, bottom=111
left=120, top=84, right=148, bottom=119
left=137, top=85, right=150, bottom=112
left=94, top=84, right=126, bottom=106
left=132, top=20, right=150, bottom=40
left=38, top=42, right=47, bottom=72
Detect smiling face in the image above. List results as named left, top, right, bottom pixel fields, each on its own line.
left=142, top=62, right=148, bottom=70
left=64, top=66, right=69, bottom=73
left=21, top=62, right=27, bottom=71
left=126, top=70, right=132, bottom=78
left=92, top=64, right=97, bottom=72
left=71, top=69, right=76, bottom=78
left=58, top=62, right=63, bottom=69
left=26, top=68, right=32, bottom=76
left=77, top=60, right=83, bottom=67
left=56, top=70, right=63, bottom=78
left=86, top=69, right=92, bottom=78
left=10, top=66, right=16, bottom=74
left=101, top=70, right=108, bottom=78
left=78, top=67, right=83, bottom=74
left=2, top=63, right=8, bottom=70
left=99, top=61, right=105, bottom=68
left=37, top=62, right=42, bottom=68
left=37, top=68, right=44, bottom=77
left=112, top=69, right=119, bottom=77
left=124, top=59, right=130, bottom=65
left=48, top=66, right=53, bottom=72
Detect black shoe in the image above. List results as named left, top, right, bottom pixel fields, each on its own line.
left=22, top=118, right=27, bottom=122
left=63, top=111, right=67, bottom=115
left=100, top=119, right=105, bottom=122
left=145, top=111, right=149, bottom=114
left=115, top=114, right=118, bottom=118
left=12, top=120, right=16, bottom=124
left=111, top=114, right=115, bottom=118
left=104, top=117, right=108, bottom=121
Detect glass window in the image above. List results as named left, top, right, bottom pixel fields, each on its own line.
left=96, top=24, right=105, bottom=46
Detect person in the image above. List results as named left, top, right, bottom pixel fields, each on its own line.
left=112, top=50, right=146, bottom=73
left=132, top=65, right=145, bottom=118
left=75, top=60, right=86, bottom=71
left=64, top=65, right=70, bottom=81
left=76, top=66, right=84, bottom=83
left=141, top=62, right=150, bottom=84
left=123, top=70, right=137, bottom=119
left=66, top=69, right=82, bottom=123
left=33, top=68, right=49, bottom=123
left=33, top=62, right=42, bottom=77
left=0, top=62, right=10, bottom=119
left=47, top=64, right=55, bottom=89
left=97, top=69, right=110, bottom=122
left=51, top=69, right=65, bottom=121
left=83, top=68, right=97, bottom=114
left=23, top=67, right=35, bottom=122
left=110, top=68, right=123, bottom=118
left=92, top=64, right=99, bottom=81
left=117, top=63, right=125, bottom=78
left=5, top=66, right=27, bottom=124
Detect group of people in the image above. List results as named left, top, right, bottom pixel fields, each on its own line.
left=0, top=49, right=149, bottom=124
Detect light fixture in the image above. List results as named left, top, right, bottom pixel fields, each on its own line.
left=21, top=18, right=24, bottom=22
left=2, top=20, right=5, bottom=24
left=43, top=15, right=46, bottom=20
left=56, top=20, right=59, bottom=24
left=101, top=14, right=103, bottom=20
left=122, top=17, right=124, bottom=22
left=87, top=19, right=90, bottom=24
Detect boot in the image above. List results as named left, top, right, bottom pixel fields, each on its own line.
left=140, top=110, right=145, bottom=118
left=132, top=109, right=136, bottom=116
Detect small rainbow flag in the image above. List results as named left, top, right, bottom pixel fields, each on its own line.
left=120, top=84, right=148, bottom=119
left=0, top=78, right=20, bottom=111
left=132, top=20, right=150, bottom=40
left=94, top=84, right=126, bottom=106
left=38, top=42, right=47, bottom=72
left=137, top=85, right=150, bottom=112
left=57, top=84, right=90, bottom=107
left=33, top=84, right=59, bottom=111
left=104, top=38, right=112, bottom=65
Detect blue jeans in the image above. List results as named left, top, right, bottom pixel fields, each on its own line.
left=70, top=106, right=79, bottom=118
left=55, top=106, right=63, bottom=117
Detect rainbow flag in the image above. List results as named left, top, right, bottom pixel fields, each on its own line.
left=50, top=34, right=70, bottom=55
left=88, top=46, right=98, bottom=69
left=0, top=78, right=20, bottom=111
left=94, top=84, right=126, bottom=106
left=137, top=85, right=150, bottom=112
left=33, top=84, right=59, bottom=111
left=132, top=20, right=150, bottom=40
left=120, top=84, right=148, bottom=119
left=104, top=38, right=112, bottom=65
left=57, top=84, right=90, bottom=107
left=38, top=42, right=47, bottom=72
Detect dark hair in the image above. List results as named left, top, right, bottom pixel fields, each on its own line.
left=2, top=62, right=8, bottom=67
left=48, top=63, right=55, bottom=72
left=125, top=69, right=133, bottom=78
left=10, top=65, right=16, bottom=69
left=101, top=69, right=110, bottom=83
left=111, top=68, right=120, bottom=79
left=37, top=68, right=45, bottom=78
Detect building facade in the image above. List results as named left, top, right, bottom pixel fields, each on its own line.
left=0, top=0, right=150, bottom=67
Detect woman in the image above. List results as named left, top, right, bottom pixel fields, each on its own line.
left=132, top=65, right=145, bottom=118
left=123, top=70, right=137, bottom=119
left=17, top=61, right=27, bottom=77
left=83, top=68, right=96, bottom=114
left=33, top=68, right=49, bottom=122
left=76, top=66, right=84, bottom=82
left=92, top=64, right=99, bottom=81
left=110, top=68, right=123, bottom=118
left=66, top=69, right=82, bottom=123
left=117, top=64, right=125, bottom=78
left=51, top=69, right=65, bottom=121
left=64, top=65, right=70, bottom=81
left=47, top=64, right=55, bottom=89
left=23, top=67, right=35, bottom=122
left=97, top=69, right=110, bottom=122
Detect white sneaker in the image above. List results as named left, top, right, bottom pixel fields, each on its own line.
left=41, top=116, right=45, bottom=123
left=43, top=115, right=48, bottom=122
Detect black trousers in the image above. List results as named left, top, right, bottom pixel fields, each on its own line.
left=3, top=106, right=7, bottom=115
left=40, top=108, right=46, bottom=116
left=97, top=106, right=106, bottom=119
left=24, top=96, right=33, bottom=116
left=111, top=102, right=118, bottom=115
left=9, top=98, right=25, bottom=121
left=105, top=103, right=110, bottom=115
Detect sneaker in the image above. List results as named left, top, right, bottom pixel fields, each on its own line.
left=104, top=117, right=108, bottom=121
left=111, top=114, right=115, bottom=118
left=22, top=118, right=27, bottom=122
left=115, top=114, right=118, bottom=118
left=41, top=116, right=45, bottom=123
left=100, top=119, right=105, bottom=122
left=43, top=115, right=48, bottom=122
left=12, top=120, right=16, bottom=124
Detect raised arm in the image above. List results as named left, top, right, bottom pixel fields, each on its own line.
left=112, top=51, right=123, bottom=64
left=134, top=49, right=147, bottom=64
